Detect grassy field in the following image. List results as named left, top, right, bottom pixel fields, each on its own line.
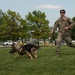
left=0, top=46, right=75, bottom=75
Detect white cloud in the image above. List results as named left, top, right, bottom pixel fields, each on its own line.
left=36, top=4, right=62, bottom=9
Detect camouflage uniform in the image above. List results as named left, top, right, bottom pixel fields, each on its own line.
left=52, top=16, right=75, bottom=55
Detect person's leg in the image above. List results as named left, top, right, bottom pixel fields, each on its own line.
left=64, top=35, right=75, bottom=48
left=56, top=34, right=63, bottom=56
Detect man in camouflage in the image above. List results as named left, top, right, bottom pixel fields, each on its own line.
left=51, top=9, right=75, bottom=56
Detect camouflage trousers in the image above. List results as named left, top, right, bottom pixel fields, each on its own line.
left=56, top=33, right=75, bottom=55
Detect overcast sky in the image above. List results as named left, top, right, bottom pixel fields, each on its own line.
left=0, top=0, right=75, bottom=26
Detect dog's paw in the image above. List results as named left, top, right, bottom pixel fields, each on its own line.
left=15, top=55, right=19, bottom=58
left=30, top=57, right=33, bottom=59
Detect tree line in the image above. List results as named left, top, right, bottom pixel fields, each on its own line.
left=0, top=9, right=50, bottom=46
left=0, top=9, right=75, bottom=45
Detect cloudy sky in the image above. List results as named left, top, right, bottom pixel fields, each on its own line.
left=0, top=0, right=75, bottom=26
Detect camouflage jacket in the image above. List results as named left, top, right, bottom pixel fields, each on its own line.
left=52, top=16, right=75, bottom=35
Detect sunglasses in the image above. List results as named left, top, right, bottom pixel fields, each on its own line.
left=60, top=12, right=65, bottom=13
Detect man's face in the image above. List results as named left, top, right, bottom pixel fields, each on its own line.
left=60, top=11, right=65, bottom=17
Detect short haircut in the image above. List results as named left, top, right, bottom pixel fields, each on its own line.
left=60, top=9, right=66, bottom=13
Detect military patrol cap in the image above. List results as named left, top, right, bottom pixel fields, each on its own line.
left=60, top=9, right=66, bottom=13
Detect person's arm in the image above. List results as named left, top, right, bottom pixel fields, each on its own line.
left=51, top=20, right=58, bottom=34
left=68, top=18, right=75, bottom=29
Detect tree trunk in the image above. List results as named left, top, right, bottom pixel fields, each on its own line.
left=37, top=38, right=39, bottom=46
left=43, top=39, right=45, bottom=43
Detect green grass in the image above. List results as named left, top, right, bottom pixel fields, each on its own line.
left=0, top=46, right=75, bottom=75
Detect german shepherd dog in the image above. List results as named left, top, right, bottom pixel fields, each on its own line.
left=9, top=43, right=39, bottom=59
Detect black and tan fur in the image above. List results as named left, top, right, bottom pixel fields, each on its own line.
left=9, top=43, right=39, bottom=59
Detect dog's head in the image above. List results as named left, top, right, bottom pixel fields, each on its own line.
left=33, top=45, right=40, bottom=50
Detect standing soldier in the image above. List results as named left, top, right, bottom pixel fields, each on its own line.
left=51, top=9, right=75, bottom=56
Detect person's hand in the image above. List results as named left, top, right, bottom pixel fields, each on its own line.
left=64, top=26, right=69, bottom=30
left=50, top=30, right=54, bottom=34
